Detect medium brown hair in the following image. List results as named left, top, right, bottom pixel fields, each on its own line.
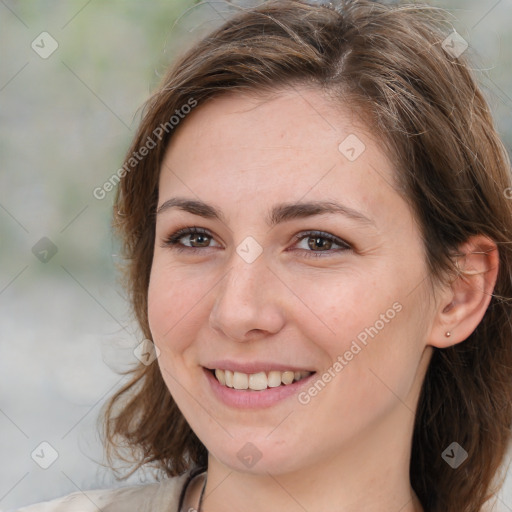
left=101, top=1, right=512, bottom=511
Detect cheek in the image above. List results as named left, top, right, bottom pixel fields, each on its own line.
left=147, top=269, right=197, bottom=400
left=289, top=266, right=425, bottom=395
left=147, top=262, right=202, bottom=353
left=283, top=267, right=393, bottom=354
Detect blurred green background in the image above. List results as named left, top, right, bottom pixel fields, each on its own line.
left=1, top=0, right=511, bottom=510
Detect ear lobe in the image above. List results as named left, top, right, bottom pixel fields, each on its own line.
left=428, top=235, right=499, bottom=349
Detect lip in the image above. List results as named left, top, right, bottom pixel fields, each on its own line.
left=204, top=359, right=315, bottom=374
left=203, top=366, right=316, bottom=409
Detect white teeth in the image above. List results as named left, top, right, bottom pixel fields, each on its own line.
left=249, top=372, right=268, bottom=390
left=281, top=371, right=294, bottom=385
left=215, top=369, right=226, bottom=386
left=267, top=370, right=282, bottom=388
left=233, top=371, right=249, bottom=390
left=212, top=368, right=313, bottom=390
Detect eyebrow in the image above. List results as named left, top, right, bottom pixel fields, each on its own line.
left=156, top=197, right=375, bottom=227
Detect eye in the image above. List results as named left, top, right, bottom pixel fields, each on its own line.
left=291, top=230, right=352, bottom=258
left=160, top=227, right=352, bottom=258
left=161, top=226, right=219, bottom=253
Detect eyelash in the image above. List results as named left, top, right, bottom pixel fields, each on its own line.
left=161, top=226, right=352, bottom=259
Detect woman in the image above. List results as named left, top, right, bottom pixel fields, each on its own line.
left=18, top=0, right=512, bottom=511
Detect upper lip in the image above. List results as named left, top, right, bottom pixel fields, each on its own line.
left=204, top=360, right=315, bottom=374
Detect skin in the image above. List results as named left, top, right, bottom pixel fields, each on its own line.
left=148, top=86, right=499, bottom=512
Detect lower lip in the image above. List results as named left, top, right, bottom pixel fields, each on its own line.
left=203, top=368, right=316, bottom=409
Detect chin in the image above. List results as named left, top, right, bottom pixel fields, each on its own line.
left=205, top=434, right=310, bottom=476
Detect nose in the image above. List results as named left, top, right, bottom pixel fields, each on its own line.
left=208, top=251, right=287, bottom=342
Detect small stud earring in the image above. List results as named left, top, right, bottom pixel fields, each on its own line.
left=445, top=331, right=451, bottom=337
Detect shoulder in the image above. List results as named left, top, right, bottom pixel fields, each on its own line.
left=12, top=471, right=191, bottom=512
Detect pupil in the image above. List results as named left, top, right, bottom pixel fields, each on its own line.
left=309, top=236, right=331, bottom=251
left=191, top=234, right=208, bottom=247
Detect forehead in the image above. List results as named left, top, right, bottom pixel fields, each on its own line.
left=158, top=86, right=406, bottom=229
left=164, top=87, right=371, bottom=167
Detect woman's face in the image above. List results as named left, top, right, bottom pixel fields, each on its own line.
left=148, top=87, right=436, bottom=475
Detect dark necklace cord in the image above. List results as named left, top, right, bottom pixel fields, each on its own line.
left=197, top=472, right=207, bottom=511
left=177, top=466, right=207, bottom=512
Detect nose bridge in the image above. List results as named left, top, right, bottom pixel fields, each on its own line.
left=209, top=248, right=285, bottom=340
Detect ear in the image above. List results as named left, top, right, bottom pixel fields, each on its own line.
left=428, top=235, right=499, bottom=349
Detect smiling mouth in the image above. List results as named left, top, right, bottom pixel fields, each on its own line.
left=209, top=368, right=314, bottom=391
